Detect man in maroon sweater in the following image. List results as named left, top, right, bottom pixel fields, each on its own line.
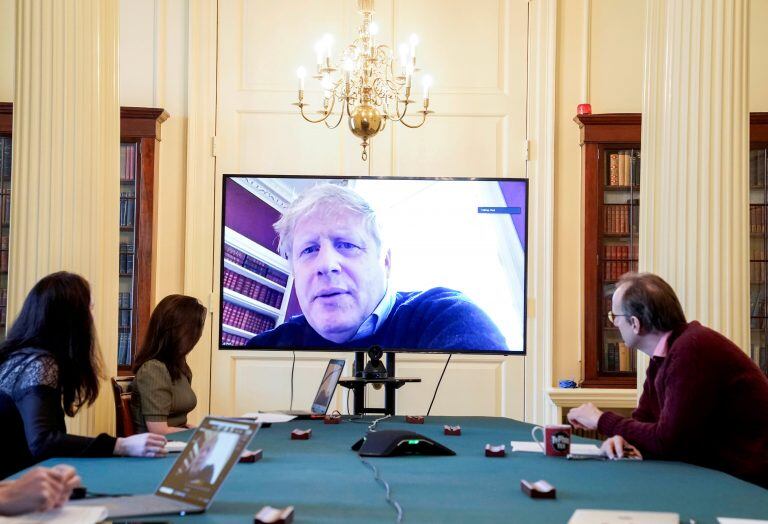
left=568, top=272, right=768, bottom=489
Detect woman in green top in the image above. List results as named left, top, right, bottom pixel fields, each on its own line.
left=131, top=295, right=207, bottom=435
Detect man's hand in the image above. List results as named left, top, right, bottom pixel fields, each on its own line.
left=601, top=435, right=643, bottom=460
left=0, top=466, right=79, bottom=516
left=566, top=402, right=603, bottom=430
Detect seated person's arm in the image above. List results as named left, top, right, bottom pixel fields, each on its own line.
left=146, top=420, right=189, bottom=435
left=596, top=347, right=716, bottom=459
left=15, top=357, right=117, bottom=458
left=136, top=361, right=189, bottom=436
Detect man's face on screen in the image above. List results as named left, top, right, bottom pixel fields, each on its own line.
left=291, top=207, right=390, bottom=343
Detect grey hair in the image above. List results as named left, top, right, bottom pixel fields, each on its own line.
left=275, top=183, right=385, bottom=260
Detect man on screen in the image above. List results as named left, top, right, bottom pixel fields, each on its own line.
left=246, top=184, right=507, bottom=351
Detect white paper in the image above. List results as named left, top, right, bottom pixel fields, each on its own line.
left=0, top=505, right=107, bottom=524
left=569, top=509, right=679, bottom=524
left=240, top=412, right=297, bottom=423
left=510, top=441, right=602, bottom=455
left=165, top=440, right=187, bottom=453
left=510, top=440, right=544, bottom=453
left=718, top=519, right=768, bottom=524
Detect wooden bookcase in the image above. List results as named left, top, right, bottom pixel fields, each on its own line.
left=0, top=103, right=168, bottom=373
left=575, top=113, right=641, bottom=388
left=749, top=113, right=768, bottom=376
left=576, top=112, right=768, bottom=387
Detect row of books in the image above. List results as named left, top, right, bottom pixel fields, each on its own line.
left=0, top=188, right=9, bottom=227
left=119, top=242, right=135, bottom=275
left=120, top=192, right=136, bottom=228
left=119, top=292, right=132, bottom=329
left=604, top=203, right=639, bottom=234
left=117, top=326, right=132, bottom=366
left=607, top=150, right=641, bottom=187
left=120, top=143, right=137, bottom=182
left=223, top=244, right=289, bottom=287
left=604, top=259, right=638, bottom=282
left=221, top=300, right=276, bottom=335
left=602, top=341, right=636, bottom=373
left=749, top=205, right=768, bottom=234
left=752, top=346, right=768, bottom=375
left=223, top=268, right=284, bottom=309
left=0, top=236, right=7, bottom=272
left=222, top=332, right=249, bottom=347
left=749, top=149, right=767, bottom=188
left=750, top=255, right=768, bottom=284
left=0, top=288, right=6, bottom=326
left=0, top=138, right=10, bottom=178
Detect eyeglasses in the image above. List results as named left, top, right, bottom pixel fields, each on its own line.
left=607, top=311, right=629, bottom=324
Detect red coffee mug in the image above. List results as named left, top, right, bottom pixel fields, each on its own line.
left=531, top=424, right=571, bottom=457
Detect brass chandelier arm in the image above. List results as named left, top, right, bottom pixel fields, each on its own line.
left=324, top=99, right=347, bottom=129
left=296, top=95, right=337, bottom=124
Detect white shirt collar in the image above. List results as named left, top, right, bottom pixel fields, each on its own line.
left=351, top=285, right=396, bottom=341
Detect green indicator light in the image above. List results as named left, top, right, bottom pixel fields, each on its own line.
left=408, top=439, right=420, bottom=445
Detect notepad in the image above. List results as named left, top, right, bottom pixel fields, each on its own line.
left=164, top=440, right=187, bottom=453
left=240, top=412, right=297, bottom=423
left=0, top=505, right=107, bottom=524
left=568, top=509, right=679, bottom=524
left=510, top=440, right=602, bottom=456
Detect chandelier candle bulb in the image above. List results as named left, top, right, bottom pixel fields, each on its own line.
left=399, top=43, right=409, bottom=74
left=409, top=33, right=419, bottom=61
left=297, top=67, right=306, bottom=92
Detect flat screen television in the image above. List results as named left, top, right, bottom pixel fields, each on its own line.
left=220, top=175, right=528, bottom=355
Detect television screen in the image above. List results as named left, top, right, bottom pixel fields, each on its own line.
left=220, top=175, right=528, bottom=355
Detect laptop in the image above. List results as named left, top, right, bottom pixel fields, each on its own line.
left=278, top=359, right=345, bottom=419
left=71, top=416, right=259, bottom=519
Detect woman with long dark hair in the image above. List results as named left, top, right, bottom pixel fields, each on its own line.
left=0, top=272, right=167, bottom=479
left=131, top=295, right=207, bottom=435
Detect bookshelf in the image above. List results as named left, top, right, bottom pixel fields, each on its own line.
left=221, top=227, right=293, bottom=347
left=0, top=103, right=168, bottom=372
left=750, top=113, right=768, bottom=376
left=576, top=113, right=641, bottom=388
left=577, top=112, right=768, bottom=387
left=0, top=104, right=11, bottom=338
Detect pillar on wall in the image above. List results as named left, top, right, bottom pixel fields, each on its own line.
left=638, top=0, right=749, bottom=379
left=10, top=0, right=120, bottom=435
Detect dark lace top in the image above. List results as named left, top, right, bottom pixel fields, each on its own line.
left=0, top=348, right=116, bottom=479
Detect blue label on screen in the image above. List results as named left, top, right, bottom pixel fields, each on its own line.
left=477, top=207, right=522, bottom=215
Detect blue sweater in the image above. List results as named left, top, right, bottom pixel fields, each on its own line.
left=246, top=287, right=508, bottom=351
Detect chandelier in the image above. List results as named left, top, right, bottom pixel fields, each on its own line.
left=293, top=0, right=433, bottom=161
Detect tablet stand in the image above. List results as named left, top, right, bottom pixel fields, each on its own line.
left=338, top=351, right=420, bottom=416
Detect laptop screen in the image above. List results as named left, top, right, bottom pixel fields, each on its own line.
left=311, top=359, right=345, bottom=414
left=156, top=417, right=259, bottom=508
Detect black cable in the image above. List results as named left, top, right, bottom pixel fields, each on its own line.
left=426, top=354, right=452, bottom=416
left=361, top=459, right=403, bottom=523
left=289, top=350, right=296, bottom=411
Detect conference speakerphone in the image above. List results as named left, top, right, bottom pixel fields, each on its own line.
left=352, top=429, right=455, bottom=457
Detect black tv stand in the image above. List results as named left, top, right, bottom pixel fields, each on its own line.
left=338, top=351, right=420, bottom=416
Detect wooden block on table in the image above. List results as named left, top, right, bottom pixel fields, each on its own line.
left=290, top=429, right=312, bottom=440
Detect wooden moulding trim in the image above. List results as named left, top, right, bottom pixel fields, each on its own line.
left=0, top=102, right=12, bottom=134
left=574, top=113, right=642, bottom=145
left=751, top=113, right=768, bottom=143
left=120, top=107, right=170, bottom=141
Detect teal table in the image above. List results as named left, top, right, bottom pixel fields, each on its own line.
left=38, top=417, right=768, bottom=523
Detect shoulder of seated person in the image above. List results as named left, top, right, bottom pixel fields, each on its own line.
left=137, top=359, right=170, bottom=376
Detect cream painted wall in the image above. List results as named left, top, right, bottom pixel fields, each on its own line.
left=750, top=0, right=768, bottom=111
left=119, top=0, right=189, bottom=310
left=0, top=0, right=14, bottom=101
left=553, top=0, right=646, bottom=386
